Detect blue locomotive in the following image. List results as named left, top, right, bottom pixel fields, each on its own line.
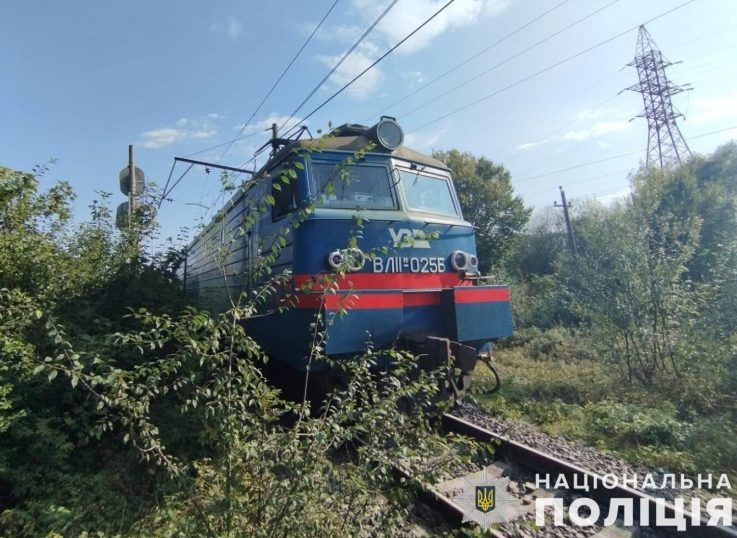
left=182, top=117, right=512, bottom=397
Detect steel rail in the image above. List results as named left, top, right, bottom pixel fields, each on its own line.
left=442, top=413, right=737, bottom=537
left=391, top=461, right=506, bottom=538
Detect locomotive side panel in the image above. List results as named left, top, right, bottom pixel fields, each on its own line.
left=184, top=179, right=269, bottom=311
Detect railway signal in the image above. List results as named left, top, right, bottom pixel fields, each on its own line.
left=116, top=144, right=145, bottom=231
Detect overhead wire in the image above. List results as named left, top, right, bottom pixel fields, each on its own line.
left=158, top=163, right=195, bottom=209
left=508, top=22, right=737, bottom=161
left=406, top=0, right=697, bottom=134
left=282, top=0, right=460, bottom=139
left=517, top=149, right=643, bottom=183
left=183, top=131, right=263, bottom=159
left=161, top=0, right=342, bottom=215
left=362, top=0, right=573, bottom=124
left=518, top=124, right=737, bottom=201
left=526, top=168, right=632, bottom=200
left=277, top=0, right=400, bottom=134
left=398, top=0, right=622, bottom=120
left=217, top=0, right=342, bottom=163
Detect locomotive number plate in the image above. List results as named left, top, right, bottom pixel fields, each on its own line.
left=372, top=256, right=446, bottom=273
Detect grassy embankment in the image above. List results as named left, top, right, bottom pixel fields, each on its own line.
left=470, top=328, right=737, bottom=487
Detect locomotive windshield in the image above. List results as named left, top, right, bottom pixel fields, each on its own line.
left=398, top=170, right=459, bottom=217
left=311, top=163, right=396, bottom=209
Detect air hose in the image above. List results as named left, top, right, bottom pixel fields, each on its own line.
left=478, top=354, right=501, bottom=395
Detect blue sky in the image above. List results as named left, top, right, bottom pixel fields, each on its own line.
left=2, top=0, right=737, bottom=242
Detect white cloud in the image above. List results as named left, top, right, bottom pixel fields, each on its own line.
left=688, top=93, right=737, bottom=124
left=139, top=129, right=183, bottom=149
left=139, top=116, right=219, bottom=149
left=517, top=139, right=550, bottom=151
left=314, top=24, right=365, bottom=43
left=563, top=120, right=631, bottom=141
left=404, top=125, right=447, bottom=151
left=351, top=0, right=508, bottom=54
left=315, top=47, right=382, bottom=98
left=573, top=107, right=621, bottom=122
left=190, top=129, right=217, bottom=139
left=305, top=0, right=507, bottom=104
left=400, top=70, right=426, bottom=86
left=515, top=107, right=631, bottom=151
left=210, top=17, right=243, bottom=40
left=227, top=17, right=243, bottom=39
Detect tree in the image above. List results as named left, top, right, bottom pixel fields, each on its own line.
left=433, top=150, right=530, bottom=273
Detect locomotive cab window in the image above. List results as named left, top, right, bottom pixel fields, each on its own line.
left=310, top=162, right=396, bottom=210
left=271, top=170, right=296, bottom=221
left=398, top=169, right=460, bottom=217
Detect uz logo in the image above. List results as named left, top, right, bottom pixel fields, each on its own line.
left=389, top=228, right=431, bottom=248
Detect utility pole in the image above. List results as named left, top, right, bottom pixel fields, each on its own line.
left=554, top=186, right=578, bottom=257
left=624, top=25, right=692, bottom=168
left=270, top=123, right=279, bottom=156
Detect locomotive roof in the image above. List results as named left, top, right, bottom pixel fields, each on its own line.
left=255, top=135, right=450, bottom=177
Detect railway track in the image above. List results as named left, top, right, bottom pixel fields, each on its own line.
left=402, top=412, right=737, bottom=537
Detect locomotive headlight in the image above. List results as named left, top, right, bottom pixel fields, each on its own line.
left=328, top=250, right=344, bottom=270
left=327, top=248, right=365, bottom=272
left=451, top=250, right=469, bottom=271
left=451, top=250, right=478, bottom=272
left=345, top=248, right=365, bottom=272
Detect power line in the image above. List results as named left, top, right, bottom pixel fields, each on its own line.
left=527, top=168, right=632, bottom=199
left=517, top=123, right=737, bottom=185
left=589, top=184, right=631, bottom=198
left=278, top=0, right=400, bottom=134
left=512, top=87, right=622, bottom=163
left=218, top=0, right=341, bottom=162
left=282, top=0, right=459, bottom=138
left=184, top=131, right=262, bottom=158
left=688, top=123, right=737, bottom=140
left=407, top=0, right=697, bottom=134
left=399, top=0, right=622, bottom=120
left=363, top=0, right=573, bottom=124
left=693, top=72, right=737, bottom=90
left=518, top=149, right=643, bottom=183
left=170, top=0, right=342, bottom=210
left=535, top=125, right=737, bottom=203
left=158, top=163, right=195, bottom=209
left=668, top=23, right=737, bottom=51
left=507, top=26, right=737, bottom=160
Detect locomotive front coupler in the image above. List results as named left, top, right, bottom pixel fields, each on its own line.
left=398, top=335, right=488, bottom=401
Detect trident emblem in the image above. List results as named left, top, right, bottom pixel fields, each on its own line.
left=476, top=486, right=495, bottom=513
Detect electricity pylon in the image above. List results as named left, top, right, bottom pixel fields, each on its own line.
left=625, top=25, right=692, bottom=168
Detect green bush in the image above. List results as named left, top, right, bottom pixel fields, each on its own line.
left=584, top=401, right=684, bottom=446
left=0, top=162, right=476, bottom=537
